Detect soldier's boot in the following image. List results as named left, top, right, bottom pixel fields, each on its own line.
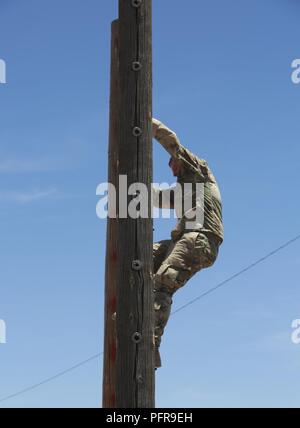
left=154, top=289, right=173, bottom=369
left=155, top=346, right=162, bottom=369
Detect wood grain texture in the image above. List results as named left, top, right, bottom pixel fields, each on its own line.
left=116, top=0, right=154, bottom=408
left=102, top=20, right=120, bottom=409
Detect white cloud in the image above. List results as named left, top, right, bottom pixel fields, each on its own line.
left=0, top=189, right=59, bottom=204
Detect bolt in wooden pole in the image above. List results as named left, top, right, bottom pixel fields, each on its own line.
left=116, top=0, right=154, bottom=408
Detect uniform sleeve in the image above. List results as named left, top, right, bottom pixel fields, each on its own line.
left=152, top=119, right=208, bottom=179
left=152, top=118, right=181, bottom=159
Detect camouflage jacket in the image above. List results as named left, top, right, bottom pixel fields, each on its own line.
left=152, top=119, right=224, bottom=243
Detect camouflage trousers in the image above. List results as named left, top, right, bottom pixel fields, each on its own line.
left=153, top=231, right=220, bottom=350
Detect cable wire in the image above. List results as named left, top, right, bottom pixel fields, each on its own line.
left=171, top=233, right=300, bottom=315
left=0, top=353, right=102, bottom=405
left=0, top=233, right=299, bottom=405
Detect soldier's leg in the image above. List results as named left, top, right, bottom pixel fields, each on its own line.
left=152, top=239, right=173, bottom=368
left=154, top=232, right=219, bottom=366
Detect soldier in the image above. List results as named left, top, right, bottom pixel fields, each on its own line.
left=152, top=118, right=224, bottom=368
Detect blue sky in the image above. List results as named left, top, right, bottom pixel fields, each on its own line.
left=0, top=0, right=300, bottom=408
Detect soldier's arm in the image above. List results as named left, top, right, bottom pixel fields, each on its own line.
left=152, top=118, right=182, bottom=159
left=152, top=118, right=205, bottom=177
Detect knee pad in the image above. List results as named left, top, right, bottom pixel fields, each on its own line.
left=155, top=265, right=191, bottom=293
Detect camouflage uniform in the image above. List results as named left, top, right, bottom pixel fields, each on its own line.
left=152, top=119, right=224, bottom=367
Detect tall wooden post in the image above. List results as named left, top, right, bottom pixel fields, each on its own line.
left=116, top=0, right=154, bottom=408
left=102, top=20, right=120, bottom=408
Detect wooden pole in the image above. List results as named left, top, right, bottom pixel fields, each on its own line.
left=102, top=20, right=120, bottom=408
left=116, top=0, right=154, bottom=408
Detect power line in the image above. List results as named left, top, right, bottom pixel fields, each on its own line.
left=171, top=233, right=300, bottom=316
left=0, top=233, right=299, bottom=405
left=0, top=353, right=102, bottom=405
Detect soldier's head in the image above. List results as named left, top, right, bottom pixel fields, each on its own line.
left=169, top=157, right=182, bottom=177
